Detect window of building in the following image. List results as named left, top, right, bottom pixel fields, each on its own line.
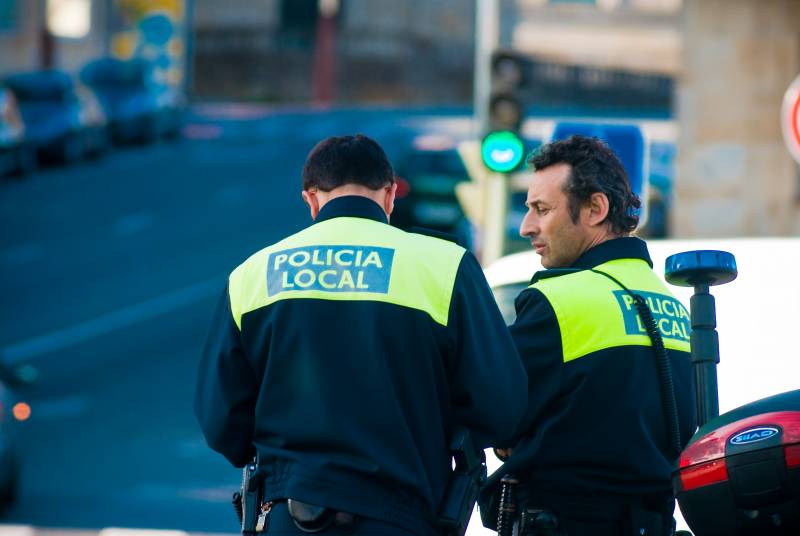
left=280, top=0, right=318, bottom=32
left=47, top=0, right=91, bottom=39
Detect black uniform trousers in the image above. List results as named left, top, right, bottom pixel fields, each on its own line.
left=261, top=502, right=423, bottom=535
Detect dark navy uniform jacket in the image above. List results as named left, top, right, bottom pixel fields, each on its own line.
left=505, top=238, right=696, bottom=508
left=195, top=196, right=527, bottom=535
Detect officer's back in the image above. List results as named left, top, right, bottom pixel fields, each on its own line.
left=195, top=134, right=527, bottom=535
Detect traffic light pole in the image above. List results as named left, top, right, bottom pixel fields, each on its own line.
left=483, top=172, right=508, bottom=265
left=474, top=0, right=508, bottom=266
left=474, top=0, right=499, bottom=136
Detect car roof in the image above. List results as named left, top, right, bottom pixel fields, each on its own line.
left=484, top=237, right=800, bottom=414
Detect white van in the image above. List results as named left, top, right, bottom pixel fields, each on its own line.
left=466, top=237, right=800, bottom=535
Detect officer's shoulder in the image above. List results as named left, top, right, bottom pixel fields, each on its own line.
left=408, top=227, right=457, bottom=243
left=529, top=268, right=584, bottom=285
left=232, top=234, right=295, bottom=277
left=407, top=226, right=465, bottom=247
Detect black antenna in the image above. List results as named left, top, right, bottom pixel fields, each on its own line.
left=665, top=250, right=737, bottom=427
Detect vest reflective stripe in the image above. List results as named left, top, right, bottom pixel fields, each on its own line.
left=531, top=258, right=691, bottom=363
left=228, top=217, right=466, bottom=329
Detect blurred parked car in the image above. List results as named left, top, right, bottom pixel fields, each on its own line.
left=392, top=135, right=473, bottom=247
left=4, top=70, right=109, bottom=164
left=75, top=84, right=111, bottom=157
left=0, top=88, right=36, bottom=178
left=0, top=380, right=18, bottom=511
left=0, top=363, right=35, bottom=512
left=80, top=57, right=183, bottom=144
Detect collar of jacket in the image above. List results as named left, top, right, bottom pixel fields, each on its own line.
left=313, top=195, right=389, bottom=225
left=570, top=236, right=653, bottom=269
left=529, top=237, right=653, bottom=285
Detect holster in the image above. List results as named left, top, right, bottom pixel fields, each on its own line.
left=436, top=428, right=487, bottom=536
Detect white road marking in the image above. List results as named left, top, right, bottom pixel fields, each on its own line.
left=0, top=277, right=223, bottom=364
left=0, top=526, right=235, bottom=536
left=178, top=486, right=234, bottom=502
left=99, top=530, right=188, bottom=536
left=0, top=526, right=35, bottom=536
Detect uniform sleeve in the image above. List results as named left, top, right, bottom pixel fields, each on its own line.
left=506, top=287, right=565, bottom=445
left=194, top=284, right=259, bottom=467
left=446, top=252, right=528, bottom=448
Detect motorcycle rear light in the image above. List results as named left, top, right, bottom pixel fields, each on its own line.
left=679, top=458, right=728, bottom=491
left=772, top=411, right=800, bottom=443
left=679, top=430, right=727, bottom=468
left=680, top=411, right=800, bottom=469
left=786, top=444, right=800, bottom=469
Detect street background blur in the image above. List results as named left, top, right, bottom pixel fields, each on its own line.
left=0, top=0, right=799, bottom=534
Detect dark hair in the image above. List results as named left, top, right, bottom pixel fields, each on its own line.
left=302, top=134, right=394, bottom=191
left=528, top=135, right=641, bottom=234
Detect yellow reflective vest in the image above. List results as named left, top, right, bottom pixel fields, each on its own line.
left=508, top=237, right=696, bottom=503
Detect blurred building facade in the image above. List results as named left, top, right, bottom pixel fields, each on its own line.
left=2, top=0, right=798, bottom=237
left=508, top=0, right=682, bottom=75
left=675, top=0, right=800, bottom=237
left=0, top=0, right=190, bottom=90
left=192, top=0, right=475, bottom=103
left=191, top=0, right=683, bottom=104
left=0, top=0, right=110, bottom=74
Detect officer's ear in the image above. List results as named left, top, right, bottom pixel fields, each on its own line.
left=383, top=182, right=398, bottom=217
left=302, top=189, right=321, bottom=220
left=584, top=191, right=610, bottom=227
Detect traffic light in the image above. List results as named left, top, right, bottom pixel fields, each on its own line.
left=482, top=50, right=528, bottom=172
left=481, top=131, right=524, bottom=173
left=488, top=50, right=527, bottom=133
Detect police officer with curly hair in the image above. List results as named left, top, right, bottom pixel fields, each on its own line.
left=195, top=134, right=528, bottom=535
left=483, top=135, right=695, bottom=536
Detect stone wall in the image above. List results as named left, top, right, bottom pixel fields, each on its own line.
left=674, top=0, right=800, bottom=236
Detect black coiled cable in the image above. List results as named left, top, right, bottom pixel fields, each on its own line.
left=633, top=294, right=682, bottom=457
left=232, top=490, right=244, bottom=525
left=497, top=474, right=519, bottom=536
left=591, top=269, right=682, bottom=459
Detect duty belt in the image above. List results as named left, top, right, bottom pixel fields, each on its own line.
left=496, top=477, right=675, bottom=536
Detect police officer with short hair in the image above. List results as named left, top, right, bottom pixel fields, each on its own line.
left=484, top=136, right=696, bottom=536
left=195, top=134, right=528, bottom=535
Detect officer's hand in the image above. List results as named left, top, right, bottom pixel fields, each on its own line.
left=494, top=448, right=513, bottom=461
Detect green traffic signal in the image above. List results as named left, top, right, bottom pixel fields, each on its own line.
left=481, top=131, right=525, bottom=173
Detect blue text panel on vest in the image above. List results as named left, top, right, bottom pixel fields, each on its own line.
left=612, top=290, right=691, bottom=342
left=267, top=245, right=395, bottom=296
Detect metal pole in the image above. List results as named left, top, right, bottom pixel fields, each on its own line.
left=312, top=0, right=339, bottom=105
left=183, top=0, right=195, bottom=96
left=473, top=0, right=498, bottom=136
left=483, top=171, right=508, bottom=265
left=474, top=0, right=508, bottom=266
left=689, top=284, right=721, bottom=427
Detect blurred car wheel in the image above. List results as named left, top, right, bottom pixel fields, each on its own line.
left=56, top=132, right=85, bottom=164
left=13, top=142, right=37, bottom=177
